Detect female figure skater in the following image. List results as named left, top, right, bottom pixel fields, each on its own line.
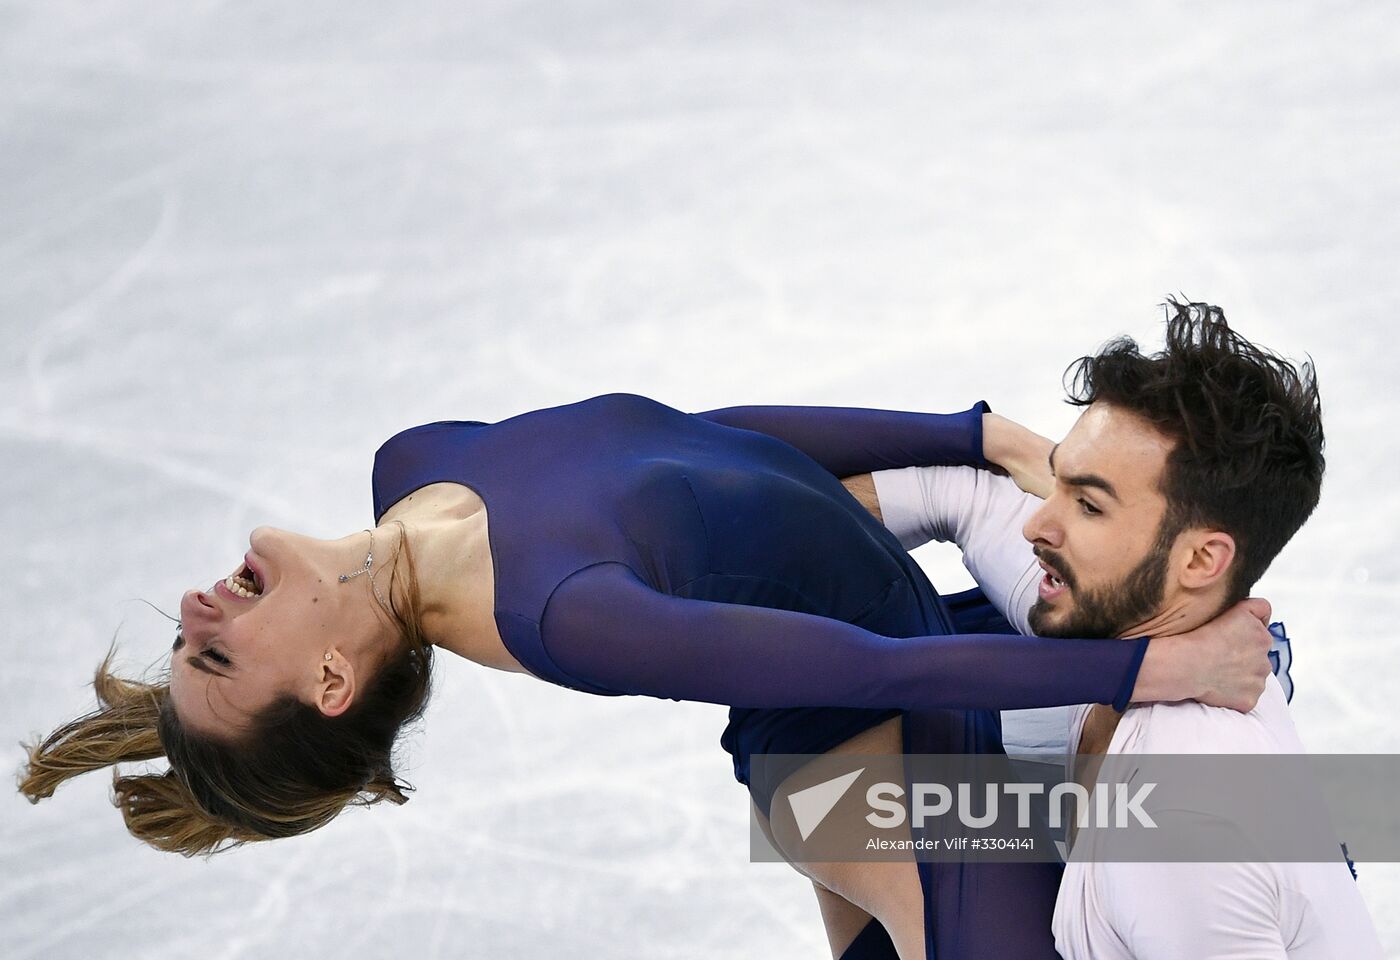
left=19, top=393, right=1272, bottom=959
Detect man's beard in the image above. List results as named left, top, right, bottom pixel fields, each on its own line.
left=1028, top=531, right=1174, bottom=640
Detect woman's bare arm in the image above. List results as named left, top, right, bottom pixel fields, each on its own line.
left=981, top=412, right=1054, bottom=499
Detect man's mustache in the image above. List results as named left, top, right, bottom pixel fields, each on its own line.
left=1033, top=546, right=1077, bottom=591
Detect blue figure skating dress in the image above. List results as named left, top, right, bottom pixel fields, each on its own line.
left=370, top=393, right=1148, bottom=959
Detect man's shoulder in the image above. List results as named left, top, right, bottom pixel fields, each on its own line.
left=1120, top=674, right=1304, bottom=755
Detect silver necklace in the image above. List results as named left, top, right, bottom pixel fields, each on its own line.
left=339, top=527, right=390, bottom=612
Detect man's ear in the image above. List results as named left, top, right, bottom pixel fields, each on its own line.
left=316, top=652, right=356, bottom=718
left=1177, top=529, right=1236, bottom=591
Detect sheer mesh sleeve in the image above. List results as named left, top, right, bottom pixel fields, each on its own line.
left=692, top=401, right=992, bottom=476
left=539, top=562, right=1147, bottom=712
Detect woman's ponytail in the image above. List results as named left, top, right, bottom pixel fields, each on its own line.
left=19, top=643, right=166, bottom=801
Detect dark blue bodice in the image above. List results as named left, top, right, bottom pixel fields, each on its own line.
left=369, top=393, right=1145, bottom=714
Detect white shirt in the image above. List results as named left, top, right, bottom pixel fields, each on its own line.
left=871, top=464, right=1384, bottom=959
left=1053, top=678, right=1382, bottom=959
left=871, top=463, right=1073, bottom=760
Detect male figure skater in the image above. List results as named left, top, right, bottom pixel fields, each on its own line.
left=846, top=300, right=1383, bottom=956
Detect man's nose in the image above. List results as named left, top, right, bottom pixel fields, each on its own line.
left=1022, top=500, right=1061, bottom=548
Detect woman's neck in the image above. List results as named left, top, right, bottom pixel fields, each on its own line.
left=376, top=484, right=524, bottom=673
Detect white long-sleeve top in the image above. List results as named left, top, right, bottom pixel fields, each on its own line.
left=871, top=463, right=1072, bottom=759
left=870, top=464, right=1384, bottom=960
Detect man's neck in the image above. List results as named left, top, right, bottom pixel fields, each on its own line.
left=1077, top=589, right=1231, bottom=759
left=1117, top=593, right=1213, bottom=644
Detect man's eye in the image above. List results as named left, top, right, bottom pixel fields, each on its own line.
left=1077, top=497, right=1101, bottom=516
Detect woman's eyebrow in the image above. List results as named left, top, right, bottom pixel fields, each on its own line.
left=185, top=655, right=228, bottom=679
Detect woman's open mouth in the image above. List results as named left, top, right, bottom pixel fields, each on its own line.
left=222, top=559, right=263, bottom=599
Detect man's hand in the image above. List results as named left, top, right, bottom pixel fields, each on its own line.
left=982, top=412, right=1055, bottom=499
left=1134, top=598, right=1274, bottom=711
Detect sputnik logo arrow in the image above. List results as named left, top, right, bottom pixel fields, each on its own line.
left=787, top=768, right=866, bottom=841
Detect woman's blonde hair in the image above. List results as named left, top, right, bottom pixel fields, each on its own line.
left=17, top=521, right=434, bottom=857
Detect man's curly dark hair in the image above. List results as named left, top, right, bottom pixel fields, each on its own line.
left=1063, top=296, right=1325, bottom=606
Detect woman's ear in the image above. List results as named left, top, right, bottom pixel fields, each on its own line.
left=1178, top=529, right=1236, bottom=591
left=316, top=652, right=356, bottom=718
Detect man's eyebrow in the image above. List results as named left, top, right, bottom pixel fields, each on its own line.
left=1048, top=443, right=1121, bottom=502
left=1062, top=471, right=1120, bottom=502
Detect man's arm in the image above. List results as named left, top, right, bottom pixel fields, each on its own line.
left=841, top=473, right=883, bottom=522
left=838, top=411, right=1054, bottom=627
left=851, top=463, right=1064, bottom=758
left=847, top=464, right=1043, bottom=635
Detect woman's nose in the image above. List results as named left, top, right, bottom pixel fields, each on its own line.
left=250, top=525, right=283, bottom=550
left=179, top=589, right=217, bottom=628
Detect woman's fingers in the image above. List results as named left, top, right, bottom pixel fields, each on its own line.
left=1192, top=600, right=1275, bottom=712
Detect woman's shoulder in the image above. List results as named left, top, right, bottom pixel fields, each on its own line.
left=377, top=394, right=679, bottom=446
left=374, top=418, right=488, bottom=458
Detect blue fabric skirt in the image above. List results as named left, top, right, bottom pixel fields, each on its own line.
left=721, top=587, right=1064, bottom=960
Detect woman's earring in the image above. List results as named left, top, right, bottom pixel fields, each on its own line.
left=324, top=653, right=333, bottom=661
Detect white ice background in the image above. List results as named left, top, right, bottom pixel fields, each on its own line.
left=2, top=2, right=1398, bottom=957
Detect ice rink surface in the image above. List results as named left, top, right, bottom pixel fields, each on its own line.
left=2, top=2, right=1397, bottom=956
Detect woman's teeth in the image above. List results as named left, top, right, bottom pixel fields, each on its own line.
left=224, top=573, right=260, bottom=598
